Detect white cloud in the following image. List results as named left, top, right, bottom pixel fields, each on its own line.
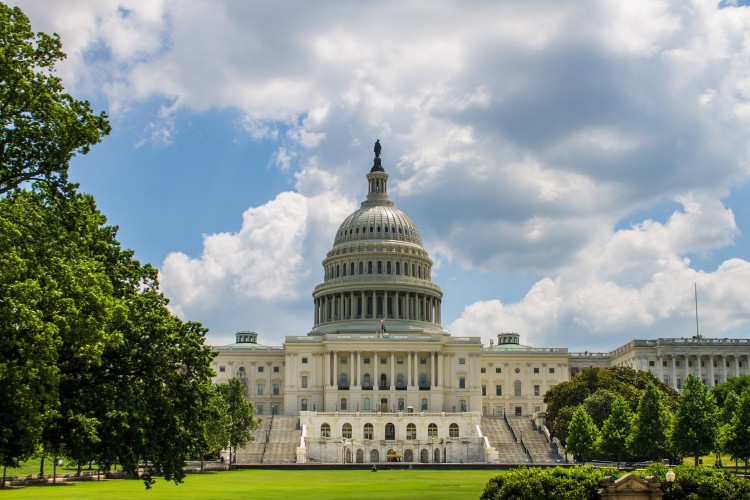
left=15, top=0, right=750, bottom=347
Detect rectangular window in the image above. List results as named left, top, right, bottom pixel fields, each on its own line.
left=381, top=357, right=387, bottom=364
left=481, top=367, right=486, bottom=373
left=482, top=385, right=486, bottom=396
left=534, top=385, right=540, bottom=396
left=257, top=405, right=263, bottom=415
left=688, top=361, right=692, bottom=367
left=676, top=361, right=681, bottom=367
left=398, top=398, right=404, bottom=411
left=495, top=368, right=501, bottom=374
left=534, top=406, right=541, bottom=413
left=421, top=398, right=428, bottom=411
left=364, top=357, right=371, bottom=364
left=397, top=357, right=404, bottom=364
left=549, top=367, right=555, bottom=374
left=649, top=361, right=655, bottom=367
left=496, top=385, right=502, bottom=396
left=533, top=367, right=540, bottom=374
left=219, top=366, right=225, bottom=373
left=273, top=383, right=279, bottom=396
left=341, top=357, right=347, bottom=364
left=420, top=357, right=427, bottom=365
left=340, top=398, right=347, bottom=411
left=459, top=358, right=466, bottom=365
left=301, top=376, right=308, bottom=388
left=459, top=377, right=466, bottom=389
left=274, top=366, right=280, bottom=373
left=257, top=383, right=264, bottom=395
left=514, top=381, right=522, bottom=397
left=663, top=360, right=668, bottom=367
left=301, top=357, right=308, bottom=364
left=258, top=366, right=264, bottom=373
left=364, top=398, right=371, bottom=411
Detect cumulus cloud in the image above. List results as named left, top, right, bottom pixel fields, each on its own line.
left=15, top=0, right=750, bottom=347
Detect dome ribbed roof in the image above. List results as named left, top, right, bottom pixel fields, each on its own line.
left=333, top=204, right=422, bottom=246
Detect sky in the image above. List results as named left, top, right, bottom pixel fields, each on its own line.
left=11, top=0, right=750, bottom=352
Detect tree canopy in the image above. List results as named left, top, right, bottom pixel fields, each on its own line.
left=672, top=374, right=719, bottom=466
left=0, top=3, right=110, bottom=195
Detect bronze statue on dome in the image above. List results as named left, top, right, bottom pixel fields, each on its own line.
left=374, top=139, right=381, bottom=158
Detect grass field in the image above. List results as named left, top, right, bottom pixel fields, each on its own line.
left=1, top=469, right=499, bottom=499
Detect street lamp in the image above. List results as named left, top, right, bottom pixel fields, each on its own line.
left=665, top=469, right=675, bottom=492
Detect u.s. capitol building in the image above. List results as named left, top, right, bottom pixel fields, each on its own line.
left=211, top=142, right=750, bottom=464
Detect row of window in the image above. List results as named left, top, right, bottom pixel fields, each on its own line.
left=479, top=381, right=547, bottom=397
left=479, top=367, right=556, bottom=374
left=325, top=259, right=429, bottom=280
left=320, top=422, right=460, bottom=439
left=649, top=359, right=744, bottom=368
left=337, top=224, right=416, bottom=239
left=218, top=365, right=281, bottom=374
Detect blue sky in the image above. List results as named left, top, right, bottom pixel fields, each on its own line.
left=14, top=0, right=750, bottom=351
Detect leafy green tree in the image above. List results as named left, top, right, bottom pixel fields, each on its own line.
left=720, top=388, right=750, bottom=474
left=552, top=406, right=577, bottom=445
left=582, top=389, right=617, bottom=429
left=566, top=406, right=600, bottom=463
left=217, top=378, right=260, bottom=467
left=0, top=3, right=110, bottom=195
left=0, top=186, right=216, bottom=487
left=712, top=375, right=750, bottom=407
left=629, top=382, right=671, bottom=461
left=672, top=374, right=719, bottom=466
left=720, top=390, right=739, bottom=425
left=599, top=395, right=633, bottom=465
left=197, top=384, right=230, bottom=471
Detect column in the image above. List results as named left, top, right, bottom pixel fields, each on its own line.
left=391, top=351, right=396, bottom=390
left=395, top=292, right=400, bottom=319
left=722, top=354, right=727, bottom=382
left=407, top=350, right=412, bottom=387
left=357, top=350, right=362, bottom=387
left=439, top=353, right=445, bottom=387
left=314, top=298, right=319, bottom=324
left=657, top=355, right=663, bottom=385
left=709, top=354, right=715, bottom=386
left=671, top=356, right=677, bottom=389
left=735, top=355, right=740, bottom=377
left=384, top=291, right=388, bottom=318
left=324, top=352, right=330, bottom=388
left=360, top=292, right=365, bottom=319
left=431, top=352, right=437, bottom=388
left=333, top=351, right=338, bottom=388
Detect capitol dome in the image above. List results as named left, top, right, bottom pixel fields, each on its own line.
left=310, top=141, right=444, bottom=336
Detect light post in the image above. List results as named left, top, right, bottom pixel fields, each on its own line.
left=665, top=469, right=675, bottom=493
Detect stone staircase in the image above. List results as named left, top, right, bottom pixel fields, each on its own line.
left=234, top=416, right=269, bottom=463
left=506, top=416, right=564, bottom=464
left=480, top=416, right=529, bottom=464
left=261, top=416, right=301, bottom=464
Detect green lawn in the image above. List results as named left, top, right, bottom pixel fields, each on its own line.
left=1, top=469, right=499, bottom=499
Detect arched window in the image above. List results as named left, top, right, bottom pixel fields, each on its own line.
left=449, top=423, right=459, bottom=438
left=350, top=262, right=354, bottom=275
left=377, top=261, right=382, bottom=274
left=419, top=373, right=427, bottom=388
left=420, top=448, right=429, bottom=463
left=342, top=423, right=352, bottom=438
left=386, top=261, right=391, bottom=274
left=385, top=423, right=395, bottom=440
left=364, top=423, right=374, bottom=440
left=428, top=423, right=438, bottom=438
left=406, top=423, right=416, bottom=440
left=368, top=261, right=373, bottom=274
left=301, top=399, right=308, bottom=411
left=321, top=423, right=331, bottom=437
left=339, top=372, right=348, bottom=389
left=363, top=373, right=371, bottom=388
left=380, top=373, right=387, bottom=389
left=342, top=264, right=346, bottom=277
left=396, top=262, right=400, bottom=275
left=514, top=380, right=522, bottom=396
left=405, top=263, right=409, bottom=276
left=359, top=262, right=364, bottom=275
left=336, top=265, right=340, bottom=278
left=404, top=449, right=414, bottom=462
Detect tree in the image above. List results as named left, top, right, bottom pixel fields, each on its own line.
left=582, top=389, right=618, bottom=429
left=720, top=388, right=750, bottom=474
left=671, top=374, right=719, bottom=466
left=566, top=406, right=600, bottom=463
left=552, top=406, right=577, bottom=446
left=629, top=382, right=671, bottom=461
left=0, top=186, right=217, bottom=487
left=217, top=378, right=260, bottom=467
left=197, top=384, right=230, bottom=471
left=599, top=395, right=633, bottom=466
left=0, top=3, right=110, bottom=195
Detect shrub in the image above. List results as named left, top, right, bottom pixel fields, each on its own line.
left=480, top=466, right=616, bottom=500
